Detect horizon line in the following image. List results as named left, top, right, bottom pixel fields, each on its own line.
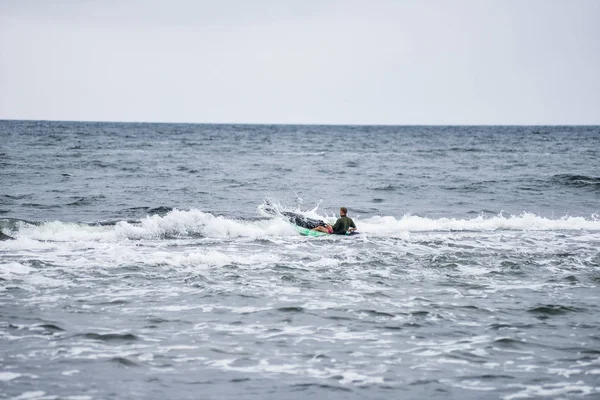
left=1, top=117, right=599, bottom=127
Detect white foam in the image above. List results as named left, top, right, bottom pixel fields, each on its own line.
left=7, top=209, right=600, bottom=246
left=229, top=306, right=271, bottom=314
left=504, top=382, right=596, bottom=399
left=0, top=262, right=33, bottom=275
left=446, top=380, right=497, bottom=391
left=0, top=371, right=21, bottom=381
left=262, top=200, right=600, bottom=235
left=115, top=208, right=295, bottom=239
left=358, top=213, right=600, bottom=234
left=206, top=356, right=385, bottom=386
left=10, top=209, right=297, bottom=243
left=0, top=261, right=64, bottom=289
left=586, top=369, right=600, bottom=375
left=337, top=370, right=384, bottom=385
left=12, top=392, right=46, bottom=400
left=547, top=367, right=582, bottom=378
left=138, top=353, right=154, bottom=362
left=17, top=221, right=116, bottom=242
left=164, top=345, right=198, bottom=351
left=153, top=305, right=197, bottom=312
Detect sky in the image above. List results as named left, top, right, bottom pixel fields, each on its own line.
left=1, top=0, right=599, bottom=125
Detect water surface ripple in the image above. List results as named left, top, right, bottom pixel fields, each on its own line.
left=1, top=121, right=599, bottom=399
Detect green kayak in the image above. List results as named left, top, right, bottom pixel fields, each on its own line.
left=292, top=224, right=328, bottom=237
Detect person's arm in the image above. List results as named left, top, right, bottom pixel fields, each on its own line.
left=347, top=219, right=356, bottom=231
left=331, top=219, right=341, bottom=233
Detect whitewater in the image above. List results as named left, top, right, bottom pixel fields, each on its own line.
left=1, top=121, right=599, bottom=399
left=6, top=208, right=600, bottom=242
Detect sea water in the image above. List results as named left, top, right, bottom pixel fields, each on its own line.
left=1, top=121, right=599, bottom=399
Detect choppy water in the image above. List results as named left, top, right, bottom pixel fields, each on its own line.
left=1, top=121, right=600, bottom=399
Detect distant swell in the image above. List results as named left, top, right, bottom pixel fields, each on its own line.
left=528, top=304, right=583, bottom=316
left=371, top=184, right=398, bottom=191
left=108, top=357, right=140, bottom=367
left=79, top=333, right=139, bottom=342
left=66, top=195, right=106, bottom=206
left=38, top=324, right=64, bottom=332
left=552, top=174, right=600, bottom=189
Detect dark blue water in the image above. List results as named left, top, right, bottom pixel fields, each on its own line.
left=2, top=121, right=599, bottom=222
left=1, top=121, right=600, bottom=399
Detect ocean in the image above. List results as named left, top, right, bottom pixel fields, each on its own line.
left=1, top=120, right=599, bottom=399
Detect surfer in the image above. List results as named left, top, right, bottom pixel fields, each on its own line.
left=312, top=207, right=357, bottom=235
left=312, top=222, right=333, bottom=234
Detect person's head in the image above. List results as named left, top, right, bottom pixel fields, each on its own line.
left=340, top=207, right=348, bottom=216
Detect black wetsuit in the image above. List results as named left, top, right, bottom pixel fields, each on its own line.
left=331, top=216, right=356, bottom=235
left=282, top=212, right=324, bottom=230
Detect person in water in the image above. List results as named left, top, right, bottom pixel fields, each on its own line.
left=312, top=207, right=357, bottom=234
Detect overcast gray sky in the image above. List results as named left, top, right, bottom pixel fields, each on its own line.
left=1, top=0, right=599, bottom=124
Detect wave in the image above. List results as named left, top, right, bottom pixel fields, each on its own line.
left=258, top=200, right=600, bottom=233
left=357, top=213, right=600, bottom=234
left=0, top=209, right=295, bottom=242
left=551, top=174, right=600, bottom=189
left=1, top=209, right=599, bottom=243
left=66, top=195, right=107, bottom=206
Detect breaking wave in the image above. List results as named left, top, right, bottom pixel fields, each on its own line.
left=1, top=208, right=599, bottom=243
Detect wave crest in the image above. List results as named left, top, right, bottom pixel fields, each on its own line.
left=358, top=213, right=600, bottom=234
left=2, top=209, right=599, bottom=243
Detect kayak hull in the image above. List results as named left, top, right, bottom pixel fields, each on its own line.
left=292, top=224, right=328, bottom=237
